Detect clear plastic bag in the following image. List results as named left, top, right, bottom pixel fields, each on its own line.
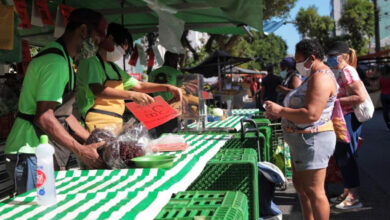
left=148, top=134, right=189, bottom=152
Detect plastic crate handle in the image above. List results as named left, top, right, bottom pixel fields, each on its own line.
left=240, top=118, right=262, bottom=161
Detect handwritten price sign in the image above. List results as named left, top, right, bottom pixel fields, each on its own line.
left=125, top=96, right=180, bottom=130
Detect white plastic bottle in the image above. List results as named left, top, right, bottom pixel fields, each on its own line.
left=35, top=135, right=57, bottom=205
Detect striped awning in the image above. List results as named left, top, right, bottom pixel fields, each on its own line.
left=187, top=115, right=245, bottom=130
left=0, top=134, right=232, bottom=220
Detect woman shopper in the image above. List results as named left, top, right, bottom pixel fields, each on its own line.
left=379, top=65, right=390, bottom=130
left=264, top=39, right=338, bottom=220
left=327, top=41, right=366, bottom=209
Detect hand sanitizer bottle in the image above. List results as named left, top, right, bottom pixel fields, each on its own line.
left=35, top=135, right=56, bottom=205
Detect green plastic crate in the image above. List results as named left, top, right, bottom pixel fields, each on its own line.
left=188, top=149, right=259, bottom=220
left=160, top=191, right=249, bottom=220
left=222, top=133, right=266, bottom=162
left=155, top=206, right=245, bottom=220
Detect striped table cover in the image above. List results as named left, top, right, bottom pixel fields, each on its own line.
left=187, top=116, right=245, bottom=131
left=232, top=109, right=260, bottom=116
left=0, top=134, right=232, bottom=220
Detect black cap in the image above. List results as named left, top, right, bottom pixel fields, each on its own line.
left=327, top=41, right=349, bottom=56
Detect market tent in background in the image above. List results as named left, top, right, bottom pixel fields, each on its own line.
left=183, top=50, right=253, bottom=78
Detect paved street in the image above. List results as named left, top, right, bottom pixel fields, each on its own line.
left=275, top=110, right=390, bottom=219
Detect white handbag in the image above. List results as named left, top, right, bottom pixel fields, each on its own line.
left=353, top=82, right=374, bottom=122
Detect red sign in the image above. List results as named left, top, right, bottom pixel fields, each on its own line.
left=35, top=0, right=54, bottom=25
left=202, top=91, right=213, bottom=100
left=21, top=40, right=31, bottom=74
left=126, top=96, right=180, bottom=130
left=14, top=0, right=30, bottom=28
left=36, top=169, right=46, bottom=188
left=129, top=73, right=142, bottom=81
left=60, top=4, right=74, bottom=25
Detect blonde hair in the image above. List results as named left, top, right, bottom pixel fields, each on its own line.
left=340, top=48, right=357, bottom=68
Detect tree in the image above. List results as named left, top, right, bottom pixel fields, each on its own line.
left=182, top=0, right=298, bottom=66
left=295, top=6, right=334, bottom=47
left=231, top=32, right=287, bottom=71
left=263, top=0, right=297, bottom=20
left=339, top=0, right=374, bottom=55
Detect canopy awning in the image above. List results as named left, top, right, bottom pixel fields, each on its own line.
left=18, top=0, right=263, bottom=46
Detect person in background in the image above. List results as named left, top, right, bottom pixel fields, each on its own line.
left=5, top=8, right=109, bottom=195
left=77, top=23, right=182, bottom=133
left=259, top=63, right=282, bottom=107
left=148, top=51, right=183, bottom=102
left=264, top=39, right=338, bottom=220
left=250, top=77, right=258, bottom=99
left=276, top=57, right=302, bottom=105
left=379, top=65, right=390, bottom=130
left=327, top=41, right=366, bottom=209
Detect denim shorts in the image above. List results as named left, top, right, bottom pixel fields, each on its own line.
left=284, top=131, right=336, bottom=171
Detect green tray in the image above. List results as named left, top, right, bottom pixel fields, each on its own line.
left=155, top=206, right=245, bottom=220
left=188, top=149, right=259, bottom=220
left=158, top=191, right=249, bottom=220
left=131, top=155, right=175, bottom=169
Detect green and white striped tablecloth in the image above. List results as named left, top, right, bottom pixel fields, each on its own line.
left=232, top=109, right=260, bottom=116
left=0, top=134, right=232, bottom=220
left=187, top=116, right=245, bottom=131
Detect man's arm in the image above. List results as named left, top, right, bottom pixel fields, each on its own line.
left=34, top=101, right=104, bottom=169
left=65, top=114, right=90, bottom=142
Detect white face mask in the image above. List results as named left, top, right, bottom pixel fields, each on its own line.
left=296, top=57, right=313, bottom=77
left=280, top=70, right=288, bottom=79
left=106, top=45, right=125, bottom=62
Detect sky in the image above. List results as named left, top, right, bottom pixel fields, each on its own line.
left=274, top=0, right=332, bottom=55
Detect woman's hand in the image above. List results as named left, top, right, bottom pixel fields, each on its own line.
left=264, top=100, right=284, bottom=118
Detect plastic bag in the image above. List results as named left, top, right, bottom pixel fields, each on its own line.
left=148, top=134, right=189, bottom=152
left=331, top=99, right=350, bottom=143
left=86, top=122, right=149, bottom=169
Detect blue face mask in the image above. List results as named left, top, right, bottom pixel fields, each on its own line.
left=327, top=56, right=339, bottom=68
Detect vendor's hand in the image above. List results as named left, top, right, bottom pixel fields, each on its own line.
left=167, top=85, right=183, bottom=103
left=264, top=100, right=283, bottom=118
left=80, top=142, right=106, bottom=169
left=128, top=91, right=154, bottom=106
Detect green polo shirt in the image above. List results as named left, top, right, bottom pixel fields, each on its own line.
left=5, top=41, right=73, bottom=154
left=76, top=56, right=139, bottom=119
left=148, top=66, right=182, bottom=101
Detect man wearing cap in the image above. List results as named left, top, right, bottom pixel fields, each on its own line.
left=5, top=8, right=108, bottom=195
left=276, top=57, right=302, bottom=105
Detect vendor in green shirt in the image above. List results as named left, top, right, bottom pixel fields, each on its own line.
left=149, top=51, right=183, bottom=101
left=76, top=23, right=182, bottom=134
left=5, top=9, right=109, bottom=195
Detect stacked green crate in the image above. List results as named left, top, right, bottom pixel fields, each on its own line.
left=188, top=149, right=259, bottom=220
left=156, top=191, right=249, bottom=220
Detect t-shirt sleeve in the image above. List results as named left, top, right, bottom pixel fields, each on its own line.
left=341, top=66, right=360, bottom=86
left=116, top=64, right=139, bottom=90
left=78, top=58, right=106, bottom=85
left=36, top=58, right=69, bottom=103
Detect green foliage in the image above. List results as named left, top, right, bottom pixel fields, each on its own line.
left=339, top=0, right=374, bottom=55
left=230, top=32, right=287, bottom=71
left=263, top=0, right=298, bottom=19
left=295, top=6, right=334, bottom=46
